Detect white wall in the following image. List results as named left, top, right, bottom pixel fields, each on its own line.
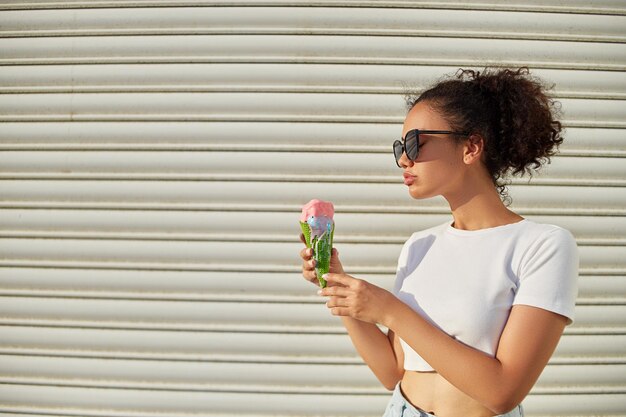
left=0, top=1, right=625, bottom=415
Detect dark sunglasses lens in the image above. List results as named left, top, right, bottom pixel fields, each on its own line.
left=405, top=131, right=419, bottom=160
left=393, top=140, right=403, bottom=163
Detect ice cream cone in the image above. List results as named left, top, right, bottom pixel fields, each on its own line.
left=300, top=199, right=335, bottom=288
left=299, top=220, right=334, bottom=287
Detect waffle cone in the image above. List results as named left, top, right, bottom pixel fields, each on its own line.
left=299, top=220, right=334, bottom=288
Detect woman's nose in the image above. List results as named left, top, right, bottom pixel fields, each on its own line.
left=398, top=151, right=414, bottom=168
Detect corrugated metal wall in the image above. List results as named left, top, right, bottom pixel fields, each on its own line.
left=0, top=1, right=625, bottom=415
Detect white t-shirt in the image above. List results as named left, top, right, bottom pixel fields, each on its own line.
left=392, top=218, right=579, bottom=372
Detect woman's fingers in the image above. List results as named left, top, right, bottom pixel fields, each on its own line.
left=300, top=246, right=313, bottom=260
left=323, top=273, right=357, bottom=287
left=320, top=285, right=349, bottom=297
left=301, top=256, right=319, bottom=285
left=325, top=297, right=343, bottom=308
left=300, top=233, right=310, bottom=249
left=320, top=285, right=351, bottom=309
left=299, top=233, right=320, bottom=286
left=301, top=258, right=316, bottom=270
left=325, top=295, right=349, bottom=308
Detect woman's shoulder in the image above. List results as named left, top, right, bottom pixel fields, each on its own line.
left=514, top=220, right=579, bottom=271
left=517, top=219, right=576, bottom=244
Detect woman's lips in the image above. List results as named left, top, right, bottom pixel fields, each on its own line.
left=403, top=173, right=416, bottom=185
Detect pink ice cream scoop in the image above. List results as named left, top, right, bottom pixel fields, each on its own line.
left=299, top=199, right=335, bottom=288
left=300, top=199, right=334, bottom=240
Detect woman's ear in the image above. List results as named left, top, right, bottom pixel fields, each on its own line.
left=462, top=134, right=484, bottom=165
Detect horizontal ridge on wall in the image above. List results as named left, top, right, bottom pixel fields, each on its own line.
left=1, top=117, right=624, bottom=129
left=1, top=345, right=624, bottom=365
left=0, top=318, right=623, bottom=336
left=23, top=155, right=626, bottom=172
left=1, top=211, right=619, bottom=236
left=2, top=57, right=624, bottom=71
left=0, top=265, right=622, bottom=298
left=1, top=95, right=624, bottom=126
left=0, top=378, right=624, bottom=396
left=1, top=116, right=624, bottom=129
left=1, top=182, right=625, bottom=213
left=0, top=122, right=623, bottom=154
left=0, top=151, right=624, bottom=172
left=0, top=261, right=622, bottom=276
left=0, top=175, right=624, bottom=187
left=0, top=204, right=624, bottom=217
left=1, top=35, right=624, bottom=70
left=2, top=355, right=616, bottom=386
left=0, top=294, right=621, bottom=321
left=1, top=29, right=623, bottom=44
left=1, top=86, right=624, bottom=101
left=0, top=147, right=623, bottom=159
left=1, top=326, right=623, bottom=356
left=0, top=288, right=623, bottom=306
left=0, top=239, right=621, bottom=278
left=2, top=94, right=623, bottom=115
left=0, top=292, right=626, bottom=318
left=0, top=391, right=622, bottom=417
left=0, top=232, right=624, bottom=246
left=0, top=6, right=624, bottom=42
left=0, top=0, right=625, bottom=15
left=1, top=65, right=624, bottom=98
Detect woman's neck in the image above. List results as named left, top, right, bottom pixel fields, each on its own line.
left=445, top=181, right=522, bottom=231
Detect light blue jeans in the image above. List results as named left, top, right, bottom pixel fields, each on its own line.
left=382, top=382, right=524, bottom=417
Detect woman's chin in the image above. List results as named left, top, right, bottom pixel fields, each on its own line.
left=408, top=185, right=436, bottom=200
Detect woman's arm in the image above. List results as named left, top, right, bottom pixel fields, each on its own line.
left=339, top=316, right=404, bottom=390
left=321, top=273, right=567, bottom=414
left=298, top=238, right=404, bottom=390
left=387, top=301, right=566, bottom=413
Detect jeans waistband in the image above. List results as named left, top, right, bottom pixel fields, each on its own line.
left=389, top=382, right=435, bottom=417
left=388, top=382, right=524, bottom=417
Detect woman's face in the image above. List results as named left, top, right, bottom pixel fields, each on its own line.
left=399, top=100, right=469, bottom=201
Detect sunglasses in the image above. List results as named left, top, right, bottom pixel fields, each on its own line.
left=393, top=128, right=470, bottom=167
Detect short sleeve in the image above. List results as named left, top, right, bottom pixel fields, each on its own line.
left=513, top=227, right=579, bottom=325
left=392, top=235, right=414, bottom=296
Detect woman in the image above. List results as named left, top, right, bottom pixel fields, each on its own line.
left=299, top=67, right=579, bottom=417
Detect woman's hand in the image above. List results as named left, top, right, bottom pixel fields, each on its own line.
left=299, top=233, right=344, bottom=287
left=318, top=273, right=399, bottom=325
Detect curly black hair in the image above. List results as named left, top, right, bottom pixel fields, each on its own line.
left=403, top=66, right=564, bottom=206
